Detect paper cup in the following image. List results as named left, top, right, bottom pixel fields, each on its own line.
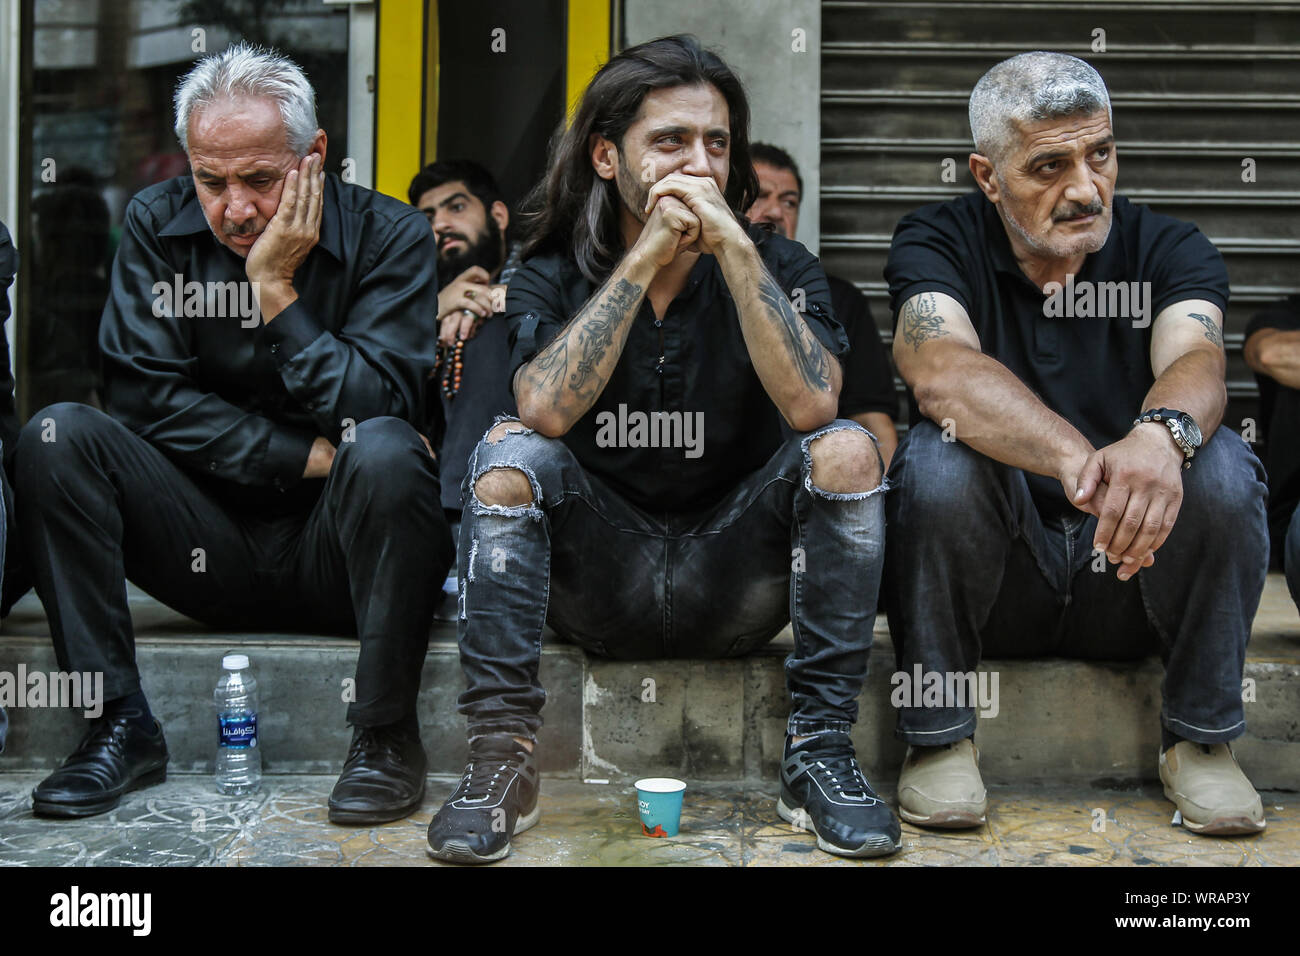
left=634, top=777, right=687, bottom=837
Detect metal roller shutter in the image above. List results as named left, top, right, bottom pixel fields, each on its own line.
left=821, top=0, right=1300, bottom=437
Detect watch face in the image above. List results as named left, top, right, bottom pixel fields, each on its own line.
left=1178, top=414, right=1203, bottom=448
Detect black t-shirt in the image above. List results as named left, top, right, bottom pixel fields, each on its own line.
left=829, top=273, right=898, bottom=421
left=1244, top=296, right=1300, bottom=566
left=506, top=224, right=848, bottom=514
left=886, top=191, right=1229, bottom=515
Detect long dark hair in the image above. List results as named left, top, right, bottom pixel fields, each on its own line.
left=520, top=34, right=759, bottom=282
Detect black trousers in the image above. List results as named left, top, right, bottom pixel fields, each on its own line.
left=436, top=315, right=517, bottom=513
left=15, top=403, right=455, bottom=726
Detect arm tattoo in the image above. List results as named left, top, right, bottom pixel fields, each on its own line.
left=1188, top=311, right=1223, bottom=348
left=527, top=335, right=570, bottom=390
left=569, top=278, right=637, bottom=392
left=900, top=293, right=949, bottom=350
left=757, top=268, right=832, bottom=392
left=525, top=276, right=641, bottom=400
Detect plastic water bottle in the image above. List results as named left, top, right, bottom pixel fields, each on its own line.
left=214, top=653, right=261, bottom=794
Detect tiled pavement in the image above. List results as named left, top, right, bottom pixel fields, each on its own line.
left=0, top=774, right=1293, bottom=866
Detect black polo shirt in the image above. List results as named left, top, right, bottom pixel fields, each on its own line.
left=99, top=173, right=441, bottom=510
left=1244, top=296, right=1300, bottom=567
left=829, top=273, right=899, bottom=422
left=886, top=190, right=1229, bottom=516
left=506, top=224, right=848, bottom=514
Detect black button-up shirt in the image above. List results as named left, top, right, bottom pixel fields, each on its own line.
left=0, top=221, right=19, bottom=470
left=506, top=224, right=848, bottom=514
left=886, top=190, right=1229, bottom=515
left=99, top=174, right=440, bottom=507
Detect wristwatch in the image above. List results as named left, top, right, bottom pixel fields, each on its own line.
left=1133, top=408, right=1201, bottom=469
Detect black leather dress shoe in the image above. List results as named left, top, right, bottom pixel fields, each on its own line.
left=32, top=714, right=169, bottom=818
left=328, top=723, right=427, bottom=824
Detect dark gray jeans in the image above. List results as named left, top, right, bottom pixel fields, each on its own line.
left=455, top=418, right=887, bottom=741
left=883, top=419, right=1269, bottom=746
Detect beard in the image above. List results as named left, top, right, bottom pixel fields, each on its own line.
left=616, top=150, right=652, bottom=223
left=998, top=177, right=1112, bottom=260
left=436, top=214, right=504, bottom=291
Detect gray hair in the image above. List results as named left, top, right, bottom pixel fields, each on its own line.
left=174, top=42, right=318, bottom=155
left=969, top=52, right=1112, bottom=163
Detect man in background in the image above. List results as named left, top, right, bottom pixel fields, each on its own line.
left=1244, top=295, right=1300, bottom=610
left=746, top=143, right=899, bottom=464
left=410, top=160, right=522, bottom=518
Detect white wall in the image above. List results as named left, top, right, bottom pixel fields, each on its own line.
left=623, top=0, right=822, bottom=252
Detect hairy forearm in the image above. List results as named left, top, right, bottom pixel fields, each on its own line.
left=514, top=254, right=656, bottom=436
left=909, top=344, right=1092, bottom=480
left=718, top=240, right=840, bottom=431
left=1141, top=348, right=1227, bottom=438
left=1246, top=329, right=1300, bottom=390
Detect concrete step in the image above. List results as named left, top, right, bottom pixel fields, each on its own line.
left=1, top=577, right=1298, bottom=788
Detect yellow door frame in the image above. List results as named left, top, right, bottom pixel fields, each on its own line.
left=567, top=0, right=612, bottom=119
left=373, top=0, right=611, bottom=201
left=374, top=0, right=430, bottom=200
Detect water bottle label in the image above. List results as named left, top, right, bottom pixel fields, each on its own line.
left=218, top=714, right=258, bottom=749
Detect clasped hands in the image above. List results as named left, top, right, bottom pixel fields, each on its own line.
left=1059, top=423, right=1187, bottom=581
left=634, top=172, right=747, bottom=267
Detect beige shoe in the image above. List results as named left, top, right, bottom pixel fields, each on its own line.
left=1159, top=742, right=1265, bottom=835
left=897, top=738, right=987, bottom=828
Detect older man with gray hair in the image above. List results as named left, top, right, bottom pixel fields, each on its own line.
left=17, top=43, right=453, bottom=823
left=883, top=52, right=1269, bottom=835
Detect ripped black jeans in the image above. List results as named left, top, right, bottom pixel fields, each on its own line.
left=454, top=418, right=887, bottom=742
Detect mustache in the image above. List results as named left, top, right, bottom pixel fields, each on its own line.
left=223, top=222, right=260, bottom=237
left=438, top=232, right=468, bottom=250
left=1054, top=200, right=1105, bottom=221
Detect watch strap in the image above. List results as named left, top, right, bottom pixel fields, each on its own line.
left=1133, top=408, right=1194, bottom=469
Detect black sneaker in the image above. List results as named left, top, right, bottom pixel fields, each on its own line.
left=427, top=734, right=540, bottom=864
left=777, top=732, right=901, bottom=858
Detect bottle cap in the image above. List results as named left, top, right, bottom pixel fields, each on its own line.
left=222, top=653, right=250, bottom=671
